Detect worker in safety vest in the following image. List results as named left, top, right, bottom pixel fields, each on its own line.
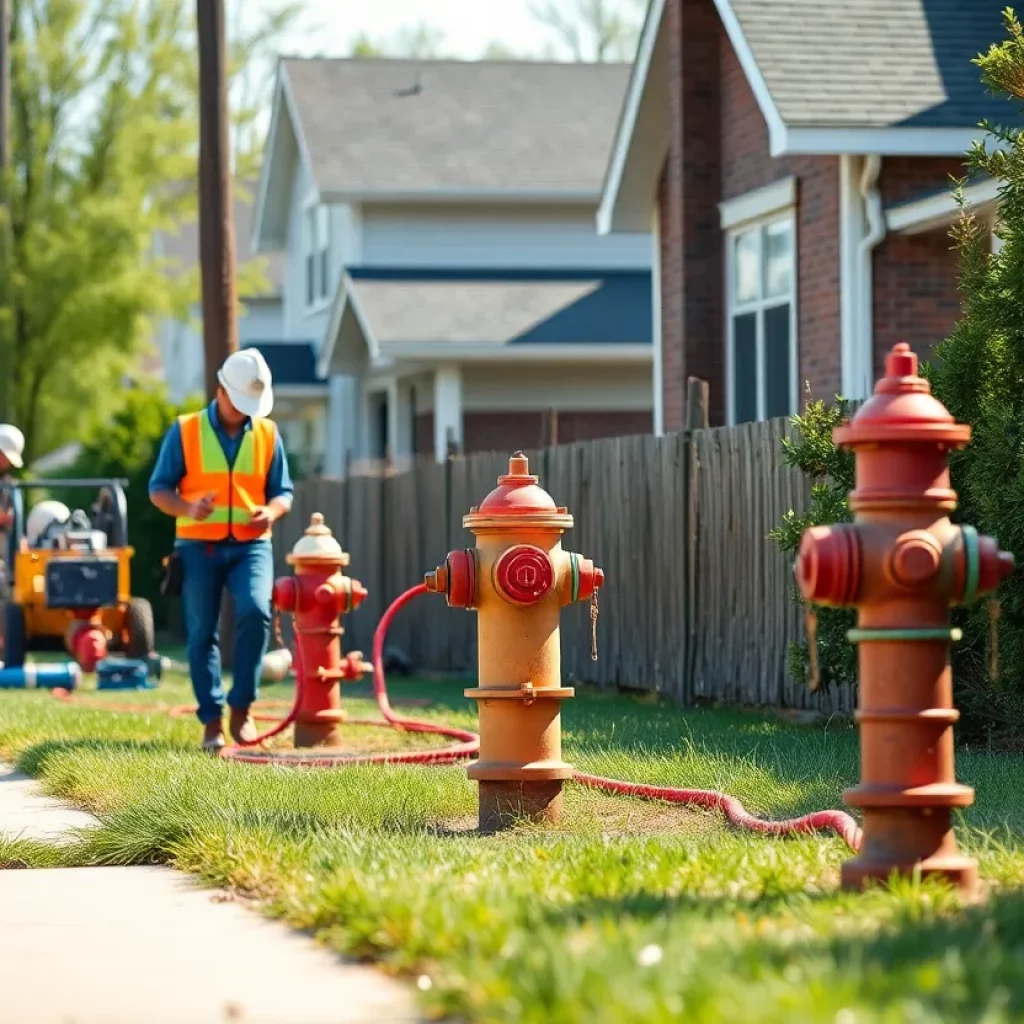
left=149, top=350, right=293, bottom=751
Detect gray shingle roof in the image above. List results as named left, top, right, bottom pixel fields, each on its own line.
left=730, top=0, right=1016, bottom=129
left=282, top=58, right=631, bottom=196
left=347, top=272, right=652, bottom=348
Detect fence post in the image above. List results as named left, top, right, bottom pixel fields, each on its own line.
left=681, top=376, right=709, bottom=704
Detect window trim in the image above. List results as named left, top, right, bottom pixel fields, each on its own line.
left=724, top=207, right=799, bottom=426
left=302, top=197, right=332, bottom=314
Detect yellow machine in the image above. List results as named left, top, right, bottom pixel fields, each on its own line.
left=1, top=479, right=154, bottom=668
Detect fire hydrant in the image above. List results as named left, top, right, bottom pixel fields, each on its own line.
left=272, top=513, right=371, bottom=748
left=796, top=343, right=1014, bottom=894
left=425, top=452, right=604, bottom=832
left=65, top=614, right=108, bottom=673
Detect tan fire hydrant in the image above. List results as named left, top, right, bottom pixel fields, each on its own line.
left=425, top=452, right=604, bottom=832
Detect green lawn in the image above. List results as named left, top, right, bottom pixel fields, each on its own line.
left=2, top=671, right=1024, bottom=1023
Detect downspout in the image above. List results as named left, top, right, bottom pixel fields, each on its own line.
left=857, top=156, right=884, bottom=398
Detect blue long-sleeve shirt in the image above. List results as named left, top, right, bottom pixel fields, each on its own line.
left=149, top=401, right=294, bottom=545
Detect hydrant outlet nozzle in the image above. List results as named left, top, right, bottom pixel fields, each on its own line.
left=272, top=576, right=297, bottom=613
left=424, top=565, right=447, bottom=594
left=795, top=524, right=861, bottom=607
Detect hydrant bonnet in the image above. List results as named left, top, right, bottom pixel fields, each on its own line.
left=287, top=512, right=349, bottom=566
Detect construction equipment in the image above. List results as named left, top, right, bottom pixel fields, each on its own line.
left=0, top=478, right=155, bottom=669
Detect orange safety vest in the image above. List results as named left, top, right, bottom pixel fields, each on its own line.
left=175, top=410, right=277, bottom=542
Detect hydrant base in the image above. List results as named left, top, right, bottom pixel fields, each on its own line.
left=478, top=780, right=564, bottom=833
left=293, top=720, right=346, bottom=749
left=842, top=855, right=978, bottom=895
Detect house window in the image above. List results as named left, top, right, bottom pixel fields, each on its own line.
left=305, top=204, right=330, bottom=306
left=726, top=214, right=796, bottom=424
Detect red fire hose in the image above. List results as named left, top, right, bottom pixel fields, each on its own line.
left=52, top=584, right=861, bottom=850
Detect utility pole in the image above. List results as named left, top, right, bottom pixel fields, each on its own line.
left=197, top=0, right=238, bottom=400
left=0, top=0, right=11, bottom=423
left=197, top=0, right=238, bottom=666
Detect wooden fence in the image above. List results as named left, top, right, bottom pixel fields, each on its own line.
left=273, top=418, right=855, bottom=714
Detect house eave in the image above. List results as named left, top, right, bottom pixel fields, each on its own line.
left=324, top=187, right=600, bottom=206
left=596, top=0, right=668, bottom=235
left=251, top=63, right=320, bottom=255
left=885, top=176, right=1000, bottom=235
left=779, top=125, right=992, bottom=158
left=379, top=344, right=653, bottom=363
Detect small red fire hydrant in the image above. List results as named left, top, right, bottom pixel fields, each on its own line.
left=65, top=614, right=108, bottom=673
left=272, top=513, right=370, bottom=748
left=425, top=452, right=604, bottom=832
left=796, top=343, right=1014, bottom=894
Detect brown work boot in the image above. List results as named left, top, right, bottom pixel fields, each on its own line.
left=202, top=719, right=225, bottom=753
left=228, top=707, right=259, bottom=745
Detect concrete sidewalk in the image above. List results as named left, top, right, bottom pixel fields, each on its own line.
left=0, top=764, right=420, bottom=1024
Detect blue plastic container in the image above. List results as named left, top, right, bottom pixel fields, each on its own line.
left=96, top=658, right=155, bottom=691
left=0, top=663, right=81, bottom=690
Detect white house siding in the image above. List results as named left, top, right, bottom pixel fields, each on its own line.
left=158, top=296, right=286, bottom=405
left=359, top=204, right=651, bottom=270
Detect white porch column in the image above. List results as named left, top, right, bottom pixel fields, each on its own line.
left=433, top=366, right=463, bottom=462
left=386, top=379, right=413, bottom=460
left=357, top=382, right=372, bottom=460
left=650, top=206, right=664, bottom=437
left=323, top=375, right=349, bottom=478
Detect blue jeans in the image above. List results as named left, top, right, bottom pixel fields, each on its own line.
left=179, top=541, right=274, bottom=725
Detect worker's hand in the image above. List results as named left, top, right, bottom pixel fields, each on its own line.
left=0, top=508, right=12, bottom=529
left=248, top=505, right=276, bottom=529
left=188, top=493, right=216, bottom=522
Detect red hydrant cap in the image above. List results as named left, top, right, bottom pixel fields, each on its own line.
left=474, top=452, right=563, bottom=515
left=834, top=343, right=971, bottom=449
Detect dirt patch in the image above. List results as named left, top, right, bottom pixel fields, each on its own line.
left=431, top=791, right=716, bottom=839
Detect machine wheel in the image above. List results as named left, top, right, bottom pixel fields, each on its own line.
left=123, top=598, right=155, bottom=659
left=3, top=602, right=26, bottom=668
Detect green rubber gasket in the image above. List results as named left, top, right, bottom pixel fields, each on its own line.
left=569, top=551, right=580, bottom=603
left=847, top=627, right=963, bottom=643
left=961, top=524, right=980, bottom=607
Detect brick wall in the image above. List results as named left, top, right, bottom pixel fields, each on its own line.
left=662, top=0, right=724, bottom=429
left=879, top=157, right=968, bottom=207
left=873, top=156, right=969, bottom=374
left=414, top=410, right=652, bottom=458
left=659, top=0, right=842, bottom=430
left=719, top=36, right=841, bottom=404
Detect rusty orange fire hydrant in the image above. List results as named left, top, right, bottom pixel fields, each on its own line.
left=796, top=343, right=1014, bottom=894
left=425, top=452, right=604, bottom=832
left=272, top=513, right=371, bottom=748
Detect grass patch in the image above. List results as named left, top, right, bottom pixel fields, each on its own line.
left=2, top=671, right=1024, bottom=1021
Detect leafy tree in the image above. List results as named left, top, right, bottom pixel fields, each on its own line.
left=769, top=397, right=857, bottom=693
left=349, top=21, right=448, bottom=59
left=527, top=0, right=647, bottom=62
left=773, top=9, right=1024, bottom=741
left=0, top=0, right=302, bottom=464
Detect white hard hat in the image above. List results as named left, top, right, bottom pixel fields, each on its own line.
left=217, top=348, right=273, bottom=419
left=26, top=500, right=70, bottom=546
left=0, top=424, right=24, bottom=468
